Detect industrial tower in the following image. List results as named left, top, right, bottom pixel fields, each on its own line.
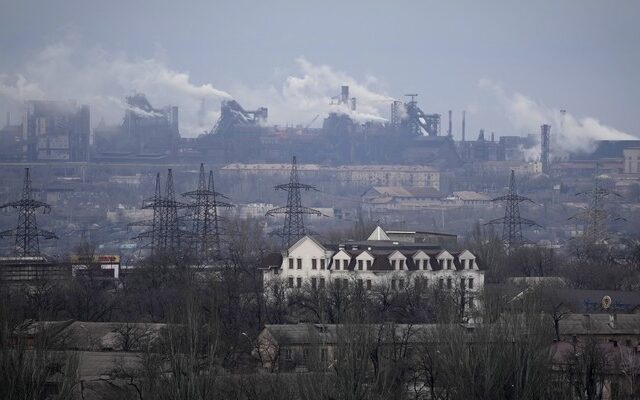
left=540, top=124, right=551, bottom=174
left=132, top=169, right=186, bottom=255
left=0, top=168, right=57, bottom=256
left=486, top=170, right=539, bottom=253
left=569, top=166, right=622, bottom=245
left=266, top=156, right=322, bottom=248
left=183, top=164, right=233, bottom=260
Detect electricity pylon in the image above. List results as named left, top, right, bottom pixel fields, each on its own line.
left=485, top=170, right=539, bottom=253
left=183, top=164, right=233, bottom=261
left=0, top=168, right=57, bottom=256
left=131, top=169, right=186, bottom=256
left=569, top=165, right=623, bottom=245
left=267, top=156, right=322, bottom=248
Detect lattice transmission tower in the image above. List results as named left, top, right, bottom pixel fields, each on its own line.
left=569, top=166, right=623, bottom=245
left=131, top=169, right=186, bottom=256
left=0, top=168, right=57, bottom=256
left=267, top=156, right=322, bottom=248
left=485, top=170, right=539, bottom=253
left=183, top=164, right=233, bottom=261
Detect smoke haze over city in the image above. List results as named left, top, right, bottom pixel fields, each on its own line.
left=1, top=1, right=638, bottom=141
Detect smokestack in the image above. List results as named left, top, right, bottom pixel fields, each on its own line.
left=447, top=110, right=452, bottom=137
left=491, top=131, right=495, bottom=142
left=462, top=110, right=466, bottom=142
left=341, top=86, right=349, bottom=105
left=541, top=124, right=551, bottom=174
left=351, top=97, right=356, bottom=111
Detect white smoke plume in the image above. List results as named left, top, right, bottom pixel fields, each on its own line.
left=0, top=36, right=231, bottom=136
left=0, top=37, right=395, bottom=136
left=232, top=57, right=395, bottom=126
left=479, top=79, right=635, bottom=158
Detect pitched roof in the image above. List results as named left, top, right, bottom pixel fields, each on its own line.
left=367, top=186, right=445, bottom=199
left=288, top=235, right=326, bottom=253
left=368, top=226, right=390, bottom=241
left=559, top=314, right=640, bottom=335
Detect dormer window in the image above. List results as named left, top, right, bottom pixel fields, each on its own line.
left=447, top=259, right=452, bottom=270
left=399, top=259, right=405, bottom=270
left=366, top=260, right=372, bottom=269
left=343, top=259, right=349, bottom=270
left=439, top=259, right=444, bottom=268
left=358, top=260, right=363, bottom=270
left=334, top=258, right=340, bottom=270
left=391, top=260, right=397, bottom=269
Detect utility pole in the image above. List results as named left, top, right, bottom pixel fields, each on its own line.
left=267, top=156, right=322, bottom=248
left=0, top=168, right=57, bottom=256
left=485, top=170, right=539, bottom=253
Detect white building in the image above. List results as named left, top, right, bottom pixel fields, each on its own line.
left=260, top=227, right=484, bottom=310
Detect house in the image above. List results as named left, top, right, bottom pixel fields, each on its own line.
left=255, top=323, right=449, bottom=372
left=260, top=227, right=484, bottom=311
left=256, top=314, right=640, bottom=374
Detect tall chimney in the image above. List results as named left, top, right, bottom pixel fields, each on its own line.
left=491, top=131, right=495, bottom=142
left=341, top=86, right=349, bottom=105
left=462, top=110, right=466, bottom=142
left=447, top=110, right=452, bottom=137
left=541, top=124, right=551, bottom=174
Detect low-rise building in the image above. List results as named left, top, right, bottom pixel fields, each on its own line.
left=221, top=164, right=442, bottom=190
left=362, top=186, right=447, bottom=212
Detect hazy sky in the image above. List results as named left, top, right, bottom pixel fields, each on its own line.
left=0, top=0, right=638, bottom=144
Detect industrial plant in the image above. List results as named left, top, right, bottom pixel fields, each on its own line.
left=1, top=1, right=640, bottom=398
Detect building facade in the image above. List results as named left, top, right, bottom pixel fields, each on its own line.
left=261, top=227, right=484, bottom=309
left=23, top=100, right=90, bottom=161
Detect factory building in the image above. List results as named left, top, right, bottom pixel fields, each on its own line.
left=623, top=148, right=640, bottom=174
left=19, top=100, right=90, bottom=162
left=0, top=112, right=23, bottom=161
